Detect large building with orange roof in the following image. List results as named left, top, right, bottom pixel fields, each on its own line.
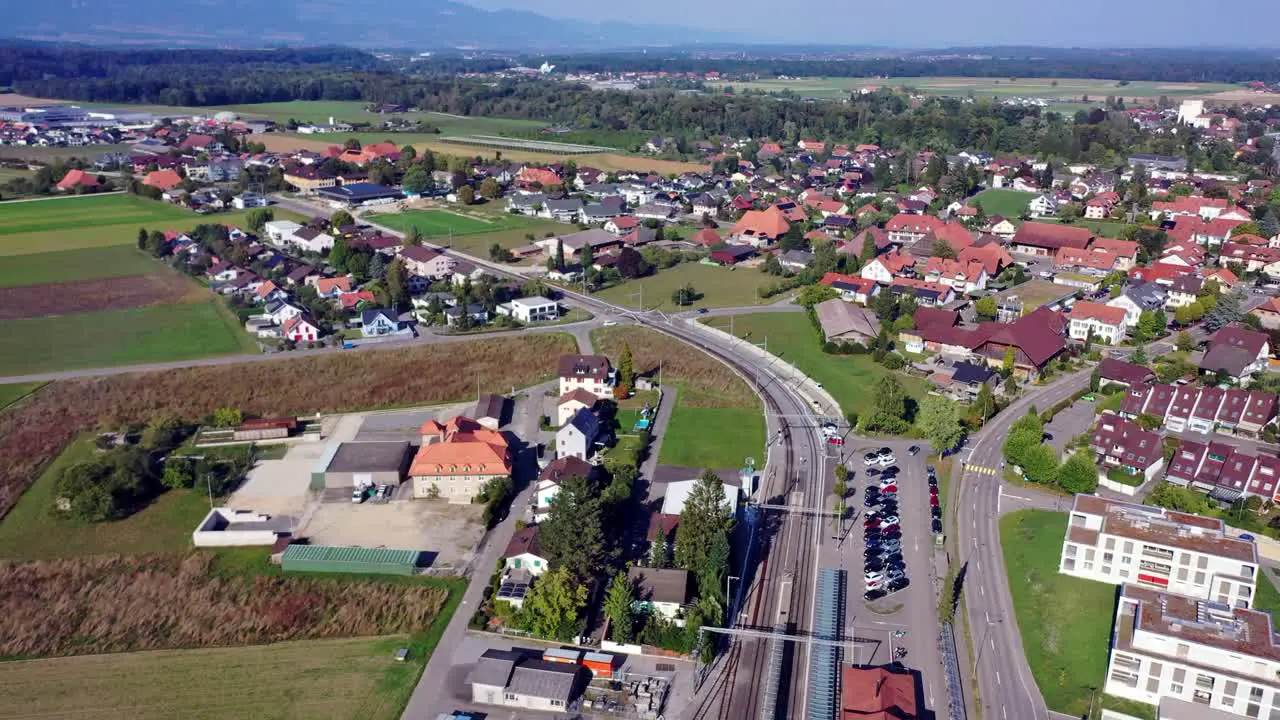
left=730, top=206, right=791, bottom=247
left=409, top=416, right=511, bottom=502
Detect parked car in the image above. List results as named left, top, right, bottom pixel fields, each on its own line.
left=931, top=506, right=943, bottom=518
left=932, top=518, right=944, bottom=534
left=880, top=484, right=898, bottom=494
left=878, top=454, right=897, bottom=466
left=864, top=588, right=888, bottom=602
left=863, top=453, right=880, bottom=466
left=886, top=577, right=910, bottom=593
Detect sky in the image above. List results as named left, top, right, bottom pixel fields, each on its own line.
left=465, top=0, right=1280, bottom=48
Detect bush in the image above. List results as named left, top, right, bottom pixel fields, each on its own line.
left=881, top=354, right=906, bottom=370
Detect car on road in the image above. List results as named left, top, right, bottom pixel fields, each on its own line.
left=907, top=445, right=920, bottom=456
left=928, top=475, right=938, bottom=487
left=602, top=321, right=617, bottom=326
left=926, top=464, right=936, bottom=475
left=864, top=589, right=888, bottom=602
left=696, top=308, right=709, bottom=314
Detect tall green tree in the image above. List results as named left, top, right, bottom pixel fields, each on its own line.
left=917, top=395, right=964, bottom=452
left=1058, top=450, right=1100, bottom=494
left=401, top=165, right=432, bottom=194
left=864, top=375, right=910, bottom=433
left=602, top=571, right=637, bottom=643
left=973, top=381, right=996, bottom=422
left=386, top=258, right=408, bottom=309
left=518, top=566, right=587, bottom=642
left=539, top=475, right=606, bottom=585
left=618, top=342, right=635, bottom=389
left=329, top=237, right=351, bottom=270
left=330, top=210, right=354, bottom=228
left=673, top=470, right=734, bottom=605
left=555, top=239, right=565, bottom=271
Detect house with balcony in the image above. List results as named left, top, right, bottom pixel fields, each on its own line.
left=1166, top=439, right=1280, bottom=505
left=1090, top=416, right=1165, bottom=483
left=1067, top=302, right=1129, bottom=345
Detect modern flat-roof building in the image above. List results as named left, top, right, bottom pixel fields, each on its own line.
left=468, top=648, right=582, bottom=712
left=1059, top=495, right=1258, bottom=608
left=1105, top=584, right=1280, bottom=716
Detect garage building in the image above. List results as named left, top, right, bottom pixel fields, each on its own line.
left=312, top=441, right=410, bottom=490
left=281, top=544, right=420, bottom=576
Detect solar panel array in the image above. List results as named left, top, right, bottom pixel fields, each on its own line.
left=807, top=567, right=846, bottom=720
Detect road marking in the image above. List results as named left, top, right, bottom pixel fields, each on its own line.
left=996, top=670, right=1001, bottom=686
left=1002, top=705, right=1008, bottom=720
left=1003, top=492, right=1033, bottom=502
left=980, top=583, right=985, bottom=597
left=964, top=463, right=998, bottom=475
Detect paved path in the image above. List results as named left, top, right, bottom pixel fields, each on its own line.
left=638, top=386, right=678, bottom=501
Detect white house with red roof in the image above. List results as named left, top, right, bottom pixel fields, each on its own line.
left=283, top=314, right=321, bottom=342
left=860, top=250, right=916, bottom=285
left=818, top=272, right=879, bottom=305
left=1067, top=302, right=1129, bottom=345
left=922, top=258, right=988, bottom=295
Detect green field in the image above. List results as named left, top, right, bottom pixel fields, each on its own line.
left=0, top=195, right=306, bottom=257
left=0, top=381, right=43, bottom=411
left=376, top=209, right=505, bottom=237
left=1253, top=567, right=1280, bottom=617
left=715, top=76, right=1239, bottom=103
left=219, top=101, right=547, bottom=136
left=594, top=263, right=776, bottom=312
left=971, top=189, right=1036, bottom=218
left=0, top=435, right=214, bottom=560
left=0, top=245, right=159, bottom=287
left=0, top=142, right=135, bottom=163
left=658, top=405, right=765, bottom=470
left=371, top=207, right=565, bottom=258
left=0, top=299, right=257, bottom=376
left=0, top=193, right=195, bottom=237
left=0, top=635, right=430, bottom=720
left=700, top=312, right=929, bottom=418
left=1001, top=509, right=1120, bottom=718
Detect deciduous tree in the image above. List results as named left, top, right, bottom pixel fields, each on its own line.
left=1058, top=450, right=1099, bottom=494
left=518, top=566, right=587, bottom=642
left=917, top=395, right=965, bottom=453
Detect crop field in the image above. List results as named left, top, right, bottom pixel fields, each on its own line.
left=0, top=142, right=136, bottom=163
left=714, top=76, right=1244, bottom=103
left=0, top=551, right=451, bottom=656
left=594, top=262, right=777, bottom=312
left=0, top=636, right=425, bottom=720
left=971, top=188, right=1036, bottom=218
left=439, top=134, right=614, bottom=154
left=0, top=299, right=255, bottom=376
left=252, top=132, right=711, bottom=175
left=0, top=382, right=42, bottom=412
left=369, top=206, right=566, bottom=257
left=0, top=272, right=196, bottom=320
left=0, top=333, right=574, bottom=519
left=0, top=245, right=158, bottom=287
left=0, top=193, right=194, bottom=238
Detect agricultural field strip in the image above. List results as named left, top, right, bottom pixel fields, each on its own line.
left=0, top=194, right=195, bottom=236
left=438, top=134, right=614, bottom=153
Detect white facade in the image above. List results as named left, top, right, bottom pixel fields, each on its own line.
left=1059, top=496, right=1258, bottom=608
left=1105, top=585, right=1280, bottom=718
left=558, top=373, right=612, bottom=399
left=263, top=220, right=302, bottom=244
left=1069, top=316, right=1127, bottom=345
left=191, top=508, right=283, bottom=547
left=859, top=258, right=896, bottom=285
left=503, top=296, right=560, bottom=323
left=1030, top=194, right=1059, bottom=217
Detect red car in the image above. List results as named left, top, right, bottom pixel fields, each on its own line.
left=879, top=484, right=897, bottom=494
left=930, top=496, right=940, bottom=506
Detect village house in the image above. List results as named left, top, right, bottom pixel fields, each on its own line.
left=399, top=246, right=455, bottom=279
left=1009, top=222, right=1093, bottom=258
left=860, top=250, right=916, bottom=285
left=1200, top=325, right=1272, bottom=383
left=1066, top=302, right=1129, bottom=345
left=627, top=567, right=692, bottom=625
left=730, top=206, right=791, bottom=247
left=410, top=416, right=512, bottom=502
left=813, top=298, right=881, bottom=345
left=818, top=272, right=879, bottom=305
left=1120, top=383, right=1277, bottom=438
left=556, top=407, right=605, bottom=461
left=360, top=308, right=403, bottom=337
left=1089, top=415, right=1165, bottom=482
left=558, top=354, right=614, bottom=399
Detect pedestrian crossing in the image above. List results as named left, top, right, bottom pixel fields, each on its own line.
left=964, top=464, right=999, bottom=476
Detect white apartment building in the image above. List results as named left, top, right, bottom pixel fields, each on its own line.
left=556, top=354, right=614, bottom=399
left=1105, top=584, right=1280, bottom=718
left=1060, top=495, right=1258, bottom=608
left=1067, top=301, right=1129, bottom=345
left=498, top=296, right=560, bottom=323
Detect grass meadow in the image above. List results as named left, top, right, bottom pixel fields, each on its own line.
left=1000, top=509, right=1119, bottom=718
left=700, top=312, right=930, bottom=418
left=0, top=245, right=159, bottom=287
left=594, top=262, right=777, bottom=312
left=0, top=193, right=194, bottom=238
left=971, top=188, right=1037, bottom=218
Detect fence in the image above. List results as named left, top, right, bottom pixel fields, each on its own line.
left=939, top=622, right=968, bottom=720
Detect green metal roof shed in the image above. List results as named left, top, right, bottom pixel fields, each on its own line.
left=281, top=544, right=420, bottom=576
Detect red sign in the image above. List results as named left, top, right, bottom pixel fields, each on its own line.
left=1137, top=573, right=1169, bottom=586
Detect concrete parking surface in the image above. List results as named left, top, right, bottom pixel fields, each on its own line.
left=302, top=501, right=485, bottom=567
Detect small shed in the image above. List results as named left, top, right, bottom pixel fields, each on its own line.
left=281, top=544, right=420, bottom=576
left=233, top=417, right=298, bottom=442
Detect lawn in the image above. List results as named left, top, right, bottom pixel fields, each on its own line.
left=0, top=636, right=426, bottom=720
left=594, top=263, right=776, bottom=311
left=659, top=406, right=766, bottom=470
left=971, top=189, right=1036, bottom=218
left=0, top=245, right=158, bottom=287
left=0, top=381, right=43, bottom=411
left=713, top=76, right=1239, bottom=102
left=0, top=434, right=213, bottom=560
left=369, top=206, right=566, bottom=259
left=700, top=312, right=929, bottom=418
left=1253, top=567, right=1280, bottom=617
left=376, top=208, right=510, bottom=237
left=1001, top=509, right=1119, bottom=718
left=0, top=299, right=257, bottom=376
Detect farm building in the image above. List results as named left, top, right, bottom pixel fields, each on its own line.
left=314, top=182, right=404, bottom=207
left=281, top=544, right=420, bottom=576
left=232, top=417, right=298, bottom=441
left=474, top=394, right=507, bottom=430
left=312, top=441, right=411, bottom=490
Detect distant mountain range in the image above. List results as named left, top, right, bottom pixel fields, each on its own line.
left=6, top=0, right=745, bottom=50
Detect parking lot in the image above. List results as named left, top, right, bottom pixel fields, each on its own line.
left=302, top=500, right=485, bottom=568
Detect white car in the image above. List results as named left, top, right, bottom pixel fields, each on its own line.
left=878, top=454, right=897, bottom=467
left=863, top=453, right=880, bottom=466
left=864, top=571, right=885, bottom=586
